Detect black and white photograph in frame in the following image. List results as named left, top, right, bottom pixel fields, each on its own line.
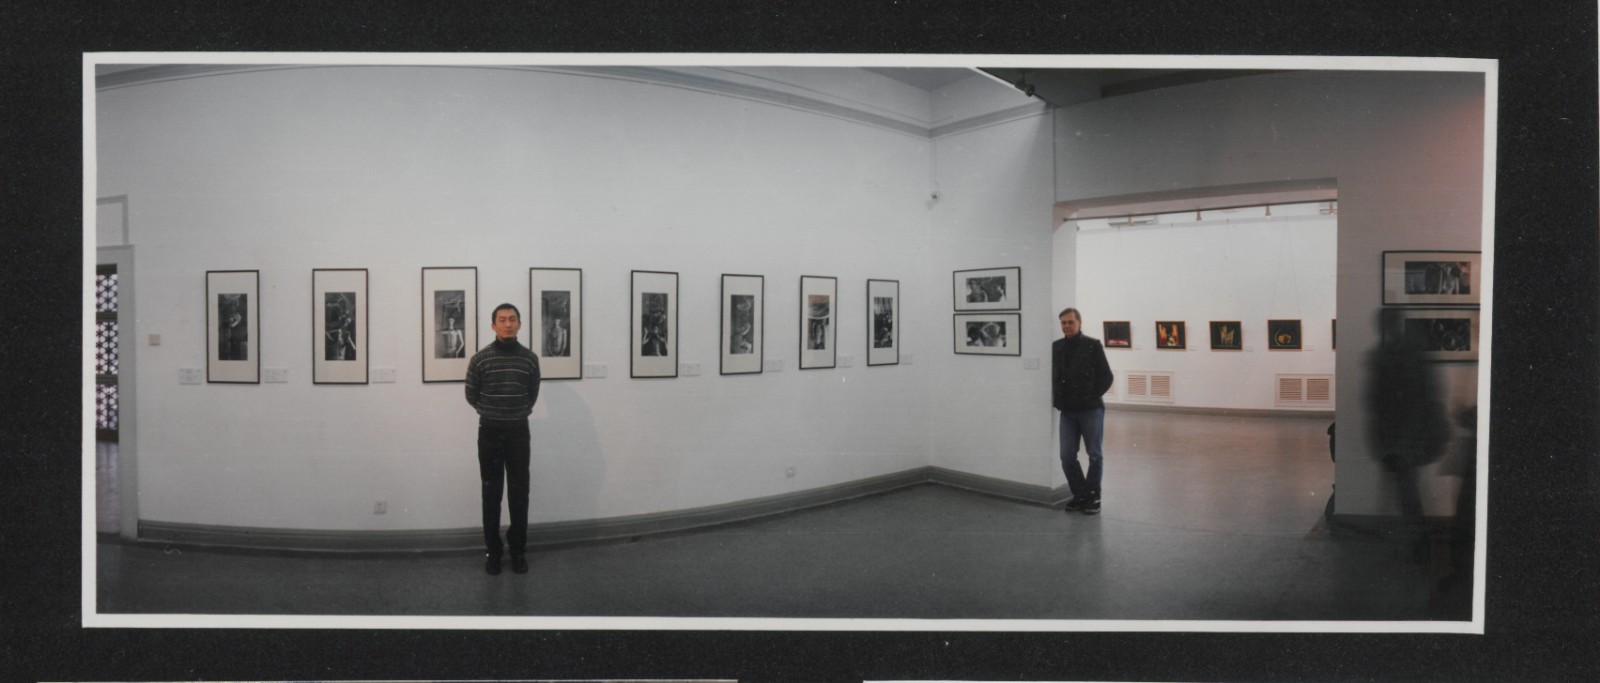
left=529, top=267, right=583, bottom=380
left=799, top=275, right=838, bottom=370
left=866, top=278, right=899, bottom=366
left=1382, top=250, right=1482, bottom=305
left=953, top=312, right=1022, bottom=356
left=632, top=270, right=679, bottom=378
left=720, top=274, right=764, bottom=375
left=1387, top=309, right=1481, bottom=362
left=206, top=269, right=260, bottom=383
left=312, top=268, right=367, bottom=384
left=952, top=266, right=1021, bottom=311
left=420, top=266, right=477, bottom=383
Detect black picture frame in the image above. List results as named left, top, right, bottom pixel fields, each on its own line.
left=954, top=312, right=1022, bottom=356
left=952, top=266, right=1021, bottom=311
left=1268, top=319, right=1303, bottom=350
left=206, top=269, right=260, bottom=384
left=720, top=273, right=764, bottom=375
left=1210, top=320, right=1243, bottom=351
left=420, top=266, right=477, bottom=383
left=312, top=268, right=368, bottom=385
left=1155, top=321, right=1186, bottom=350
left=529, top=267, right=583, bottom=380
left=1386, top=309, right=1480, bottom=362
left=631, top=270, right=679, bottom=378
left=1103, top=320, right=1132, bottom=348
left=799, top=275, right=838, bottom=370
left=1381, top=250, right=1482, bottom=305
left=866, top=278, right=899, bottom=366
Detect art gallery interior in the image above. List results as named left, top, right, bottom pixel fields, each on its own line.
left=90, top=60, right=1488, bottom=623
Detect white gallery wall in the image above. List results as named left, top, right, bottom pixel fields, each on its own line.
left=1072, top=205, right=1338, bottom=411
left=96, top=66, right=979, bottom=531
left=1053, top=70, right=1487, bottom=516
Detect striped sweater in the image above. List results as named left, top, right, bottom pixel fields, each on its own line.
left=464, top=339, right=541, bottom=421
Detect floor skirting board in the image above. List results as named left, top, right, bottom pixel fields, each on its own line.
left=133, top=466, right=1056, bottom=555
left=1107, top=403, right=1334, bottom=419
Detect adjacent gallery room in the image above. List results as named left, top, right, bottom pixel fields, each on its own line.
left=88, top=57, right=1490, bottom=627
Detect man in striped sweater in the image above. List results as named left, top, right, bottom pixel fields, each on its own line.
left=465, top=303, right=542, bottom=575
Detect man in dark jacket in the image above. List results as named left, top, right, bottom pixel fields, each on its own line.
left=1053, top=308, right=1114, bottom=514
left=465, top=303, right=542, bottom=575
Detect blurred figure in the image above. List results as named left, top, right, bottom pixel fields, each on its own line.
left=1366, top=309, right=1451, bottom=553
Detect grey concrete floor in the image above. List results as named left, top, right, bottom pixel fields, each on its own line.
left=94, top=412, right=1473, bottom=621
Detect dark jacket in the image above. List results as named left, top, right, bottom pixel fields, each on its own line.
left=1052, top=333, right=1113, bottom=411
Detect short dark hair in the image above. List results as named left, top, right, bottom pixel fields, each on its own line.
left=1058, top=307, right=1082, bottom=322
left=492, top=303, right=521, bottom=322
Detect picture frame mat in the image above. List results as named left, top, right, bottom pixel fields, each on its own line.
left=312, top=268, right=368, bottom=384
left=631, top=270, right=679, bottom=378
left=530, top=268, right=583, bottom=380
left=866, top=278, right=899, bottom=366
left=952, top=266, right=1021, bottom=311
left=421, top=267, right=477, bottom=382
left=720, top=274, right=765, bottom=375
left=953, top=312, right=1021, bottom=356
left=1382, top=250, right=1482, bottom=305
left=799, top=275, right=838, bottom=369
left=205, top=269, right=260, bottom=383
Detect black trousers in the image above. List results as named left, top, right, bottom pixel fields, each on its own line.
left=477, top=419, right=530, bottom=558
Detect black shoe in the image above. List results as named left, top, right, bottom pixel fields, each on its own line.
left=485, top=555, right=502, bottom=575
left=1064, top=496, right=1088, bottom=513
left=1081, top=494, right=1101, bottom=515
left=511, top=555, right=529, bottom=574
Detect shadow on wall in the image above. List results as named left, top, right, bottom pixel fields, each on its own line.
left=531, top=382, right=604, bottom=523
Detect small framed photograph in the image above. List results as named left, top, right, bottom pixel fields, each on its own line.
left=867, top=279, right=900, bottom=366
left=1268, top=319, right=1302, bottom=350
left=421, top=267, right=477, bottom=383
left=312, top=268, right=368, bottom=384
left=632, top=270, right=678, bottom=378
left=1209, top=321, right=1242, bottom=351
left=721, top=273, right=764, bottom=375
left=206, top=270, right=260, bottom=383
left=1102, top=321, right=1132, bottom=348
left=799, top=275, right=838, bottom=370
left=1387, top=309, right=1480, bottom=361
left=530, top=268, right=583, bottom=380
left=1155, top=321, right=1187, bottom=350
left=1382, top=250, right=1481, bottom=305
left=953, top=266, right=1020, bottom=311
left=954, top=312, right=1021, bottom=356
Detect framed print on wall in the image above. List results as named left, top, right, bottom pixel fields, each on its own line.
left=1155, top=321, right=1187, bottom=350
left=1382, top=250, right=1481, bottom=305
left=866, top=279, right=900, bottom=366
left=799, top=275, right=838, bottom=370
left=953, top=266, right=1020, bottom=311
left=1209, top=320, right=1242, bottom=351
left=954, top=312, right=1022, bottom=356
left=632, top=270, right=679, bottom=378
left=206, top=270, right=260, bottom=384
left=720, top=273, right=764, bottom=375
left=1103, top=321, right=1132, bottom=348
left=312, top=268, right=368, bottom=384
left=530, top=268, right=583, bottom=380
left=1268, top=319, right=1303, bottom=350
left=421, top=267, right=477, bottom=383
left=1387, top=309, right=1480, bottom=362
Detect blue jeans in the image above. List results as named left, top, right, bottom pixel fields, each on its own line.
left=1059, top=407, right=1104, bottom=498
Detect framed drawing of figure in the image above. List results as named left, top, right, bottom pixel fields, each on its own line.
left=952, top=266, right=1020, bottom=311
left=1209, top=320, right=1242, bottom=351
left=529, top=268, right=583, bottom=380
left=421, top=267, right=477, bottom=382
left=1155, top=321, right=1187, bottom=350
left=312, top=268, right=368, bottom=384
left=720, top=273, right=764, bottom=375
left=799, top=275, right=838, bottom=369
left=632, top=270, right=678, bottom=378
left=206, top=270, right=260, bottom=383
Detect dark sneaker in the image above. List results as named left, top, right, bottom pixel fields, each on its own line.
left=1081, top=495, right=1101, bottom=515
left=511, top=555, right=529, bottom=574
left=1064, top=497, right=1088, bottom=513
left=485, top=555, right=503, bottom=575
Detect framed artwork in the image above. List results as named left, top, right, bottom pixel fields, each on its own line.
left=206, top=270, right=260, bottom=384
left=1155, top=321, right=1187, bottom=350
left=312, top=268, right=368, bottom=384
left=1382, top=250, right=1481, bottom=305
left=631, top=270, right=678, bottom=378
left=1209, top=320, right=1242, bottom=351
left=421, top=267, right=477, bottom=383
left=1102, top=321, right=1132, bottom=348
left=799, top=275, right=838, bottom=370
left=954, top=312, right=1022, bottom=356
left=529, top=268, right=583, bottom=380
left=952, top=266, right=1020, bottom=311
left=1387, top=309, right=1480, bottom=361
left=720, top=274, right=764, bottom=375
left=866, top=279, right=900, bottom=366
left=1268, top=319, right=1302, bottom=350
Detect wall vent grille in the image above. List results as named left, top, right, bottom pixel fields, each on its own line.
left=1275, top=374, right=1334, bottom=408
left=1123, top=371, right=1175, bottom=403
